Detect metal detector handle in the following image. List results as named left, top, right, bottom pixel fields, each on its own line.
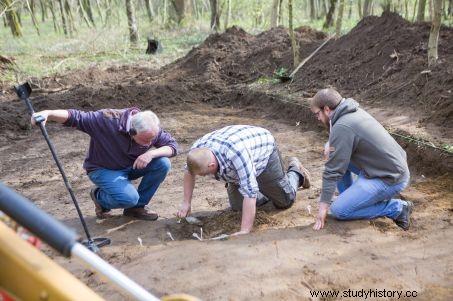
left=0, top=182, right=79, bottom=257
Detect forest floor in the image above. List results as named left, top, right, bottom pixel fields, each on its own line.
left=0, top=12, right=452, bottom=300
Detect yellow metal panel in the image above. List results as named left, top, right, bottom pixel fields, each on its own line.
left=0, top=222, right=105, bottom=301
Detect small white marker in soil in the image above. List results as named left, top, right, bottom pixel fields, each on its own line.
left=167, top=232, right=175, bottom=241
left=192, top=233, right=202, bottom=241
left=137, top=237, right=143, bottom=247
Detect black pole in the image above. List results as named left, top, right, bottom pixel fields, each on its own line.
left=15, top=82, right=110, bottom=252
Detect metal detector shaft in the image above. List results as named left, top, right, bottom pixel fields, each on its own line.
left=0, top=182, right=160, bottom=301
left=15, top=83, right=93, bottom=243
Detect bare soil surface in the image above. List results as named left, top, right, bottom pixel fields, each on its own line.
left=0, top=12, right=452, bottom=300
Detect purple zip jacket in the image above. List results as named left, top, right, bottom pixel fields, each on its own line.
left=63, top=108, right=178, bottom=173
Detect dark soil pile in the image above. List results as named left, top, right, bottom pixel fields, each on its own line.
left=290, top=12, right=453, bottom=129
left=0, top=12, right=452, bottom=133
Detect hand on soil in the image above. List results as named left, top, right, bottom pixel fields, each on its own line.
left=177, top=202, right=191, bottom=218
left=313, top=203, right=329, bottom=230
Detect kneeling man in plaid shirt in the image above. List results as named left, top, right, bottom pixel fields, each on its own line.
left=177, top=125, right=311, bottom=235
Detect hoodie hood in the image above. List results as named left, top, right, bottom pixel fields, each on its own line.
left=330, top=98, right=359, bottom=125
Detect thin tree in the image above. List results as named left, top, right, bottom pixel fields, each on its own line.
left=25, top=0, right=40, bottom=35
left=4, top=0, right=22, bottom=37
left=449, top=0, right=453, bottom=16
left=224, top=0, right=231, bottom=29
left=358, top=0, right=363, bottom=19
left=78, top=0, right=94, bottom=28
left=323, top=0, right=336, bottom=29
left=82, top=0, right=96, bottom=27
left=64, top=0, right=76, bottom=35
left=57, top=0, right=68, bottom=36
left=145, top=0, right=154, bottom=22
left=428, top=0, right=442, bottom=66
left=288, top=0, right=299, bottom=67
left=39, top=0, right=47, bottom=22
left=417, top=0, right=426, bottom=21
left=363, top=0, right=372, bottom=17
left=335, top=0, right=345, bottom=38
left=412, top=0, right=418, bottom=21
left=271, top=0, right=280, bottom=27
left=47, top=0, right=59, bottom=32
left=209, top=0, right=220, bottom=31
left=126, top=0, right=138, bottom=46
left=309, top=0, right=315, bottom=19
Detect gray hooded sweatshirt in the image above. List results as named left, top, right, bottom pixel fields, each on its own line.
left=320, top=98, right=409, bottom=204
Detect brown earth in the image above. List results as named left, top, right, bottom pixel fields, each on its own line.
left=0, top=12, right=452, bottom=300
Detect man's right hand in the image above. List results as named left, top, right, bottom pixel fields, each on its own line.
left=31, top=111, right=49, bottom=126
left=313, top=202, right=329, bottom=230
left=177, top=202, right=191, bottom=218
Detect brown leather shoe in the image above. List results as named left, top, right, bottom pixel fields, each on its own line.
left=288, top=157, right=311, bottom=189
left=123, top=207, right=159, bottom=221
left=90, top=187, right=113, bottom=219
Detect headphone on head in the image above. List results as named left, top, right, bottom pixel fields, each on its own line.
left=128, top=127, right=137, bottom=136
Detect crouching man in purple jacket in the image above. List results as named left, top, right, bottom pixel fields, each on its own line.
left=31, top=108, right=178, bottom=221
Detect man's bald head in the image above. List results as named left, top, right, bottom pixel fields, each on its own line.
left=187, top=148, right=215, bottom=176
left=311, top=88, right=343, bottom=110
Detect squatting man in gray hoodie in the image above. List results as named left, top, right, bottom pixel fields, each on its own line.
left=310, top=88, right=413, bottom=231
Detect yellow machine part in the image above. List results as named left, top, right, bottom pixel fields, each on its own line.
left=0, top=221, right=105, bottom=301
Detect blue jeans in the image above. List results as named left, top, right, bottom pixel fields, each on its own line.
left=88, top=157, right=171, bottom=210
left=330, top=164, right=409, bottom=220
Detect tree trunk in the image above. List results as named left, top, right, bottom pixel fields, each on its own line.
left=26, top=0, right=40, bottom=35
left=57, top=0, right=68, bottom=36
left=94, top=0, right=104, bottom=24
left=4, top=0, right=22, bottom=37
left=309, top=0, right=316, bottom=19
left=40, top=0, right=47, bottom=22
left=278, top=0, right=283, bottom=24
left=78, top=0, right=94, bottom=27
left=363, top=0, right=371, bottom=17
left=224, top=0, right=231, bottom=29
left=417, top=0, right=426, bottom=21
left=323, top=0, right=336, bottom=29
left=47, top=0, right=59, bottom=32
left=126, top=0, right=138, bottom=45
left=65, top=0, right=76, bottom=35
left=271, top=0, right=280, bottom=27
left=335, top=0, right=345, bottom=38
left=428, top=0, right=442, bottom=66
left=82, top=0, right=96, bottom=27
left=348, top=0, right=353, bottom=18
left=358, top=0, right=362, bottom=19
left=382, top=0, right=391, bottom=12
left=209, top=0, right=220, bottom=31
left=145, top=0, right=154, bottom=22
left=404, top=0, right=408, bottom=18
left=449, top=0, right=453, bottom=16
left=171, top=0, right=186, bottom=24
left=288, top=0, right=299, bottom=67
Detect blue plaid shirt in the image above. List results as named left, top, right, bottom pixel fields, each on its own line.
left=192, top=125, right=276, bottom=198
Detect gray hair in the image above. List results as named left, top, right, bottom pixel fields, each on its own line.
left=311, top=88, right=343, bottom=109
left=130, top=111, right=160, bottom=134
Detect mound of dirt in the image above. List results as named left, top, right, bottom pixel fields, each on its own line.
left=290, top=12, right=453, bottom=129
